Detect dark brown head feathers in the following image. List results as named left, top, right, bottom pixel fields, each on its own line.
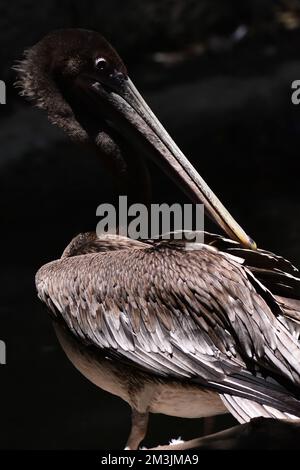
left=14, top=29, right=127, bottom=140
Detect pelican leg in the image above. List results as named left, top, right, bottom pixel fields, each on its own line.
left=125, top=409, right=149, bottom=450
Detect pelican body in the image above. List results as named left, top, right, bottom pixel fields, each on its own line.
left=16, top=29, right=300, bottom=449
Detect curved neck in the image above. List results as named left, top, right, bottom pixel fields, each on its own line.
left=63, top=89, right=152, bottom=208
left=115, top=144, right=152, bottom=208
left=81, top=124, right=153, bottom=209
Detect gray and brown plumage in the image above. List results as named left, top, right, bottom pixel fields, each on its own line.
left=16, top=29, right=300, bottom=449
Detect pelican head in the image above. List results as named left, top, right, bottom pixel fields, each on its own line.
left=16, top=28, right=256, bottom=249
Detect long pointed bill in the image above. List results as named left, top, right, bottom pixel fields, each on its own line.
left=83, top=77, right=256, bottom=249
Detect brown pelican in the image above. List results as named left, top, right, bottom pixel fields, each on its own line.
left=16, top=29, right=300, bottom=449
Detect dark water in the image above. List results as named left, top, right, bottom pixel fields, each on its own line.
left=2, top=2, right=300, bottom=449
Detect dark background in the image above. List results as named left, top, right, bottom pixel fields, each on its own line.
left=1, top=0, right=300, bottom=449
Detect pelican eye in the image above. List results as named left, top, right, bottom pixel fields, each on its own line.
left=95, top=57, right=108, bottom=71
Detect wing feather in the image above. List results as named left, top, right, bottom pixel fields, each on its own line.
left=36, top=237, right=300, bottom=420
